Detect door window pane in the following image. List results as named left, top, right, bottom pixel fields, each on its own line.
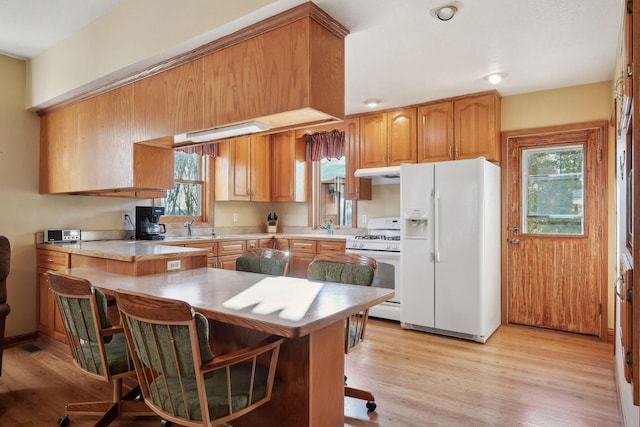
left=522, top=146, right=584, bottom=235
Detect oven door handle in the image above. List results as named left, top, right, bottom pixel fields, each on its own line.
left=434, top=189, right=440, bottom=263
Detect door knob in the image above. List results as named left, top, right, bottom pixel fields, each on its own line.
left=510, top=238, right=520, bottom=244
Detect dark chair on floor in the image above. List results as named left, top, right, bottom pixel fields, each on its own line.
left=46, top=271, right=155, bottom=426
left=0, top=236, right=11, bottom=376
left=115, top=289, right=283, bottom=427
left=307, top=252, right=378, bottom=412
left=235, top=247, right=290, bottom=276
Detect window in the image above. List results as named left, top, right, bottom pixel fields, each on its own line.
left=522, top=145, right=584, bottom=235
left=316, top=157, right=353, bottom=228
left=160, top=151, right=205, bottom=221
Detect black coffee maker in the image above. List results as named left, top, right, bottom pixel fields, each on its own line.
left=136, top=206, right=166, bottom=240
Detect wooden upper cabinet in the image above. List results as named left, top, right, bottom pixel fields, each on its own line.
left=344, top=117, right=371, bottom=200
left=250, top=134, right=272, bottom=202
left=77, top=85, right=134, bottom=191
left=417, top=101, right=454, bottom=162
left=360, top=108, right=417, bottom=168
left=454, top=93, right=501, bottom=162
left=133, top=59, right=204, bottom=142
left=214, top=135, right=271, bottom=201
left=39, top=104, right=78, bottom=194
left=202, top=17, right=345, bottom=130
left=271, top=131, right=307, bottom=202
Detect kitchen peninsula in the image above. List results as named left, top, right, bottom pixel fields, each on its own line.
left=57, top=266, right=393, bottom=426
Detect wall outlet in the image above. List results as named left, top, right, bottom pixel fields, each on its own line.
left=233, top=213, right=239, bottom=222
left=361, top=214, right=367, bottom=224
left=167, top=260, right=181, bottom=271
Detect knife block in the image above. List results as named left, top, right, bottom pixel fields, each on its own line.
left=267, top=221, right=278, bottom=233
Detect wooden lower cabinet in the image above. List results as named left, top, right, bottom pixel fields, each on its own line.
left=217, top=240, right=247, bottom=270
left=186, top=242, right=218, bottom=268
left=37, top=250, right=70, bottom=344
left=289, top=239, right=317, bottom=278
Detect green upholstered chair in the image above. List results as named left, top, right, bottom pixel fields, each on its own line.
left=235, top=248, right=290, bottom=276
left=115, top=289, right=283, bottom=427
left=307, top=252, right=378, bottom=412
left=46, top=271, right=154, bottom=426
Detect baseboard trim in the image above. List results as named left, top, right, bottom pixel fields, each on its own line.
left=4, top=332, right=38, bottom=348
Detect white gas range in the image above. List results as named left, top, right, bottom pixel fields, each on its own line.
left=345, top=217, right=401, bottom=321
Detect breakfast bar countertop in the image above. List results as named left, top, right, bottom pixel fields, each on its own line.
left=35, top=240, right=209, bottom=262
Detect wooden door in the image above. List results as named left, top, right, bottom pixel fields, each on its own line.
left=454, top=93, right=500, bottom=162
left=39, top=105, right=78, bottom=194
left=505, top=125, right=606, bottom=336
left=360, top=113, right=388, bottom=168
left=271, top=131, right=307, bottom=202
left=387, top=108, right=417, bottom=165
left=417, top=101, right=454, bottom=162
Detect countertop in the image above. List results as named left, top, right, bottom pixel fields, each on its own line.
left=36, top=233, right=348, bottom=261
left=36, top=240, right=209, bottom=262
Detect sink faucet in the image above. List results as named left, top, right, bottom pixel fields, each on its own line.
left=184, top=219, right=195, bottom=237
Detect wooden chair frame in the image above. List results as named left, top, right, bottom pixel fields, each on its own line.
left=115, top=289, right=283, bottom=427
left=46, top=271, right=154, bottom=426
left=307, top=252, right=378, bottom=411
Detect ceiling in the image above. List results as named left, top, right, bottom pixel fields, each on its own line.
left=0, top=0, right=624, bottom=115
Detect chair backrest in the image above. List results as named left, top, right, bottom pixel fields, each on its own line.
left=115, top=289, right=282, bottom=427
left=235, top=248, right=290, bottom=276
left=46, top=271, right=130, bottom=381
left=307, top=253, right=377, bottom=287
left=307, top=253, right=377, bottom=353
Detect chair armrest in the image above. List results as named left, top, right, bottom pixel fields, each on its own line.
left=99, top=325, right=124, bottom=337
left=201, top=335, right=283, bottom=373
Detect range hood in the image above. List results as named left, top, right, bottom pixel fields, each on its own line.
left=354, top=166, right=401, bottom=178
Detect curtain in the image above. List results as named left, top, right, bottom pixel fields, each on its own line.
left=175, top=143, right=218, bottom=157
left=305, top=129, right=345, bottom=161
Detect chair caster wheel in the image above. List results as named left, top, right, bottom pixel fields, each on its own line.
left=366, top=401, right=377, bottom=412
left=161, top=420, right=173, bottom=426
left=57, top=416, right=70, bottom=426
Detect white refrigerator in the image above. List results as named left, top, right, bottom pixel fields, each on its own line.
left=400, top=158, right=501, bottom=343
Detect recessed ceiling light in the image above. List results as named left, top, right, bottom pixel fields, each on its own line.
left=430, top=2, right=462, bottom=21
left=364, top=99, right=381, bottom=108
left=435, top=5, right=457, bottom=21
left=484, top=72, right=507, bottom=84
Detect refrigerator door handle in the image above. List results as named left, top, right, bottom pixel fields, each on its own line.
left=434, top=189, right=441, bottom=262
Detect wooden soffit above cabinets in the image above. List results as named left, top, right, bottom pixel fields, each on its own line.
left=37, top=1, right=349, bottom=132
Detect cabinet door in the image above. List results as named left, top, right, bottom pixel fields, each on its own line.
left=37, top=268, right=53, bottom=336
left=317, top=240, right=346, bottom=253
left=289, top=253, right=316, bottom=278
left=271, top=131, right=307, bottom=202
left=219, top=254, right=242, bottom=270
left=250, top=134, right=272, bottom=201
left=231, top=136, right=252, bottom=201
left=454, top=93, right=500, bottom=162
left=39, top=105, right=79, bottom=194
left=274, top=238, right=290, bottom=251
left=387, top=108, right=417, bottom=165
left=77, top=85, right=134, bottom=191
left=360, top=113, right=388, bottom=168
left=345, top=117, right=371, bottom=200
left=417, top=102, right=454, bottom=162
left=133, top=59, right=203, bottom=142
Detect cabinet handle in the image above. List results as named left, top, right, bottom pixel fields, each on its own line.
left=455, top=146, right=459, bottom=158
left=448, top=145, right=452, bottom=158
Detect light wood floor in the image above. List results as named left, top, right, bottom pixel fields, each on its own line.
left=0, top=320, right=622, bottom=426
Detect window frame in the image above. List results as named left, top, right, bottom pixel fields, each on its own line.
left=155, top=153, right=210, bottom=224
left=310, top=157, right=356, bottom=230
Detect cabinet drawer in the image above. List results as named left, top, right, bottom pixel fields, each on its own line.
left=218, top=240, right=246, bottom=255
left=186, top=242, right=218, bottom=256
left=37, top=250, right=69, bottom=270
left=290, top=239, right=316, bottom=253
left=317, top=240, right=346, bottom=253
left=274, top=238, right=289, bottom=251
